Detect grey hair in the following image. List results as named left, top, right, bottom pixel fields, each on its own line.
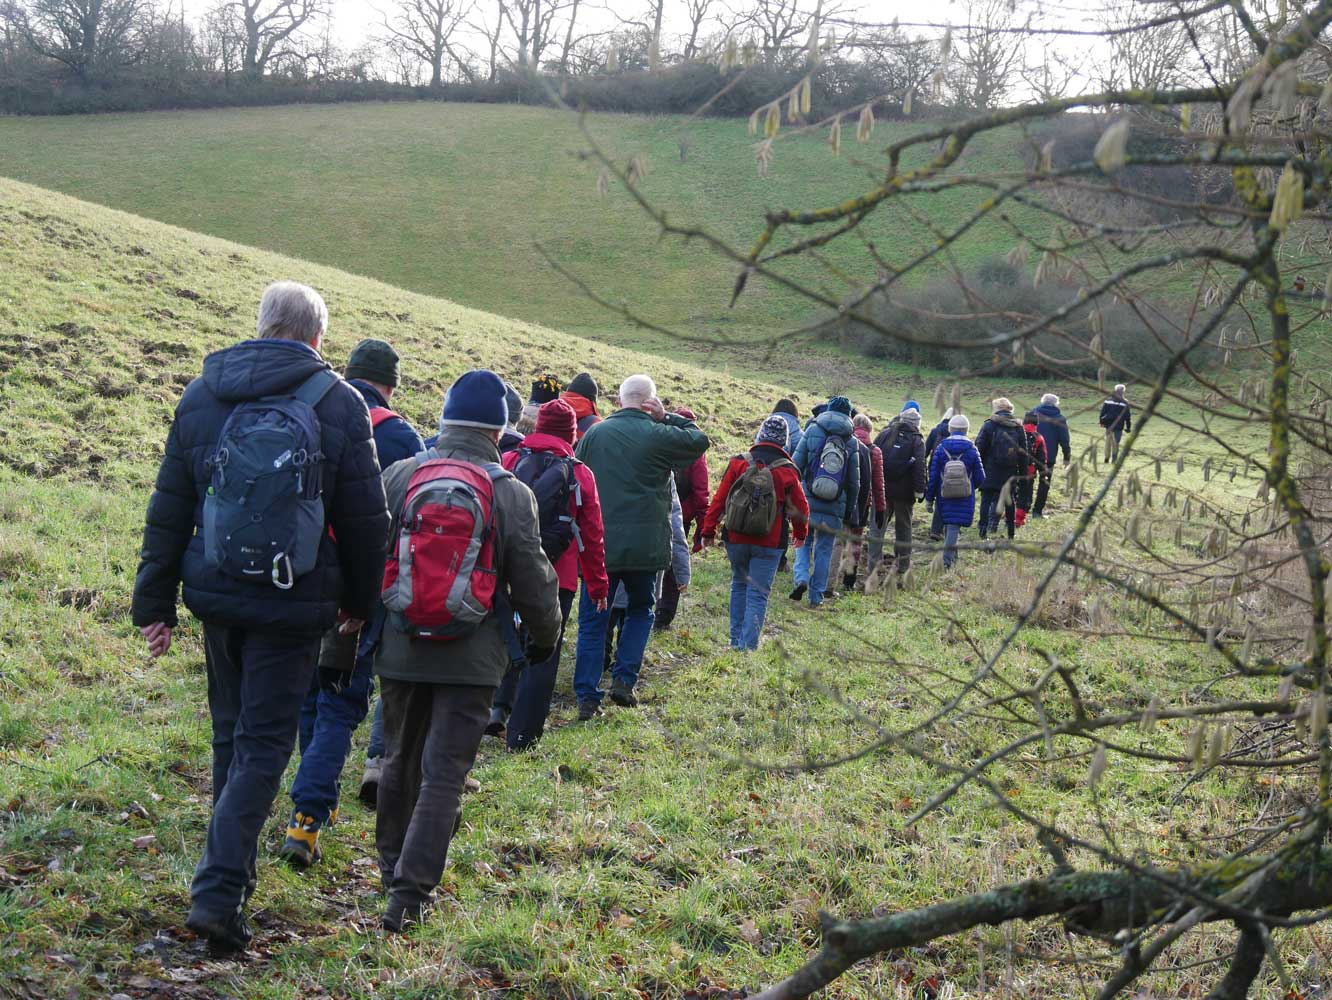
left=256, top=281, right=328, bottom=344
left=1041, top=393, right=1059, bottom=406
left=853, top=413, right=873, bottom=432
left=619, top=374, right=656, bottom=409
left=1114, top=383, right=1127, bottom=394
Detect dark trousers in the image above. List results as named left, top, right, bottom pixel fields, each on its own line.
left=1015, top=475, right=1034, bottom=514
left=376, top=679, right=495, bottom=907
left=1032, top=475, right=1052, bottom=516
left=885, top=497, right=915, bottom=572
left=192, top=626, right=320, bottom=917
left=291, top=643, right=374, bottom=823
left=929, top=503, right=944, bottom=541
left=655, top=569, right=682, bottom=631
left=979, top=489, right=1016, bottom=540
left=492, top=588, right=575, bottom=750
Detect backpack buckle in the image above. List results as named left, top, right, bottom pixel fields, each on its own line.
left=272, top=552, right=295, bottom=590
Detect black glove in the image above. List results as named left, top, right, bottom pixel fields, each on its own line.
left=319, top=667, right=351, bottom=694
left=526, top=645, right=556, bottom=666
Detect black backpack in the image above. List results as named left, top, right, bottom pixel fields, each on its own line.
left=511, top=448, right=580, bottom=562
left=877, top=423, right=917, bottom=481
left=991, top=422, right=1025, bottom=474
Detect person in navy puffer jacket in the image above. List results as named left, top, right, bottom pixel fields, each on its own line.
left=131, top=282, right=389, bottom=954
left=789, top=396, right=860, bottom=606
left=925, top=413, right=985, bottom=569
left=1031, top=393, right=1070, bottom=517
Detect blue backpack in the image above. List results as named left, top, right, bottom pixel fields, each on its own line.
left=203, top=369, right=341, bottom=589
left=808, top=433, right=851, bottom=502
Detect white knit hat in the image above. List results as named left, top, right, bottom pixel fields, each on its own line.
left=949, top=413, right=970, bottom=433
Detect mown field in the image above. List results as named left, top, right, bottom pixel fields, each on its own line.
left=0, top=102, right=1045, bottom=366
left=0, top=177, right=1318, bottom=999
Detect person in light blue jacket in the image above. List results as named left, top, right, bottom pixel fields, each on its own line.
left=789, top=396, right=860, bottom=606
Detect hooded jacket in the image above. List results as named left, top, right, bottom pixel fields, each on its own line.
left=771, top=410, right=803, bottom=461
left=374, top=426, right=561, bottom=686
left=502, top=431, right=609, bottom=602
left=1031, top=401, right=1071, bottom=464
left=1023, top=420, right=1050, bottom=480
left=703, top=444, right=810, bottom=549
left=791, top=410, right=861, bottom=521
left=560, top=391, right=601, bottom=439
left=926, top=434, right=985, bottom=527
left=350, top=379, right=425, bottom=467
left=1100, top=395, right=1132, bottom=433
left=974, top=411, right=1027, bottom=491
left=924, top=417, right=951, bottom=478
left=131, top=339, right=390, bottom=637
left=575, top=409, right=710, bottom=573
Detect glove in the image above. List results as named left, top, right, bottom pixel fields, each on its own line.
left=319, top=667, right=351, bottom=694
left=526, top=645, right=556, bottom=666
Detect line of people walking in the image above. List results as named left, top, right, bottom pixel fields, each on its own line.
left=130, top=280, right=1112, bottom=951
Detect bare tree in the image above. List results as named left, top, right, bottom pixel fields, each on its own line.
left=378, top=0, right=472, bottom=86
left=468, top=0, right=502, bottom=79
left=498, top=0, right=573, bottom=69
left=226, top=0, right=328, bottom=78
left=681, top=0, right=711, bottom=61
left=946, top=0, right=1027, bottom=110
left=1020, top=46, right=1078, bottom=102
left=1098, top=0, right=1199, bottom=90
left=17, top=0, right=152, bottom=81
left=556, top=0, right=1332, bottom=996
left=732, top=0, right=812, bottom=69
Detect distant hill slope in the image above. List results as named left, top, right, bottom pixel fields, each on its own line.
left=0, top=102, right=1032, bottom=359
left=0, top=175, right=827, bottom=492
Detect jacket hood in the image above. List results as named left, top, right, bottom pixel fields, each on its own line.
left=1023, top=421, right=1038, bottom=431
left=349, top=378, right=389, bottom=409
left=773, top=411, right=800, bottom=430
left=432, top=425, right=502, bottom=463
left=1033, top=402, right=1064, bottom=419
left=853, top=425, right=872, bottom=445
left=814, top=410, right=854, bottom=437
left=202, top=339, right=330, bottom=403
left=750, top=443, right=791, bottom=463
left=517, top=431, right=575, bottom=458
left=988, top=412, right=1022, bottom=429
left=560, top=391, right=598, bottom=421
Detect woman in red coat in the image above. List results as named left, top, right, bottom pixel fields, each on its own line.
left=493, top=398, right=609, bottom=749
left=702, top=415, right=810, bottom=651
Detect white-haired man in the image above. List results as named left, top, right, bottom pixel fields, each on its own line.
left=131, top=281, right=390, bottom=951
left=571, top=374, right=709, bottom=718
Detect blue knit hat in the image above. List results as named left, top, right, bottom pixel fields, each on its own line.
left=828, top=396, right=853, bottom=416
left=903, top=399, right=920, bottom=412
left=440, top=369, right=508, bottom=432
left=755, top=414, right=790, bottom=449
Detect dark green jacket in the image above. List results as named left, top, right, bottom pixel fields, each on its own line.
left=374, top=427, right=561, bottom=686
left=575, top=409, right=710, bottom=573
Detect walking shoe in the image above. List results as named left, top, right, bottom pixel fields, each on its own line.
left=842, top=572, right=857, bottom=591
left=485, top=707, right=508, bottom=737
left=789, top=583, right=807, bottom=601
left=359, top=757, right=381, bottom=807
left=578, top=699, right=603, bottom=721
left=382, top=897, right=428, bottom=933
left=279, top=810, right=324, bottom=869
left=609, top=681, right=638, bottom=708
left=186, top=905, right=252, bottom=954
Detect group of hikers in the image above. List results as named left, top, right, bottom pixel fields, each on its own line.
left=129, top=281, right=1131, bottom=950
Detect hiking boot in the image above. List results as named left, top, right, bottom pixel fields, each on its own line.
left=578, top=699, right=603, bottom=721
left=485, top=707, right=508, bottom=738
left=842, top=572, right=857, bottom=591
left=789, top=583, right=807, bottom=602
left=382, top=897, right=428, bottom=933
left=186, top=905, right=252, bottom=954
left=359, top=757, right=381, bottom=807
left=279, top=810, right=324, bottom=869
left=609, top=681, right=638, bottom=708
left=823, top=590, right=839, bottom=601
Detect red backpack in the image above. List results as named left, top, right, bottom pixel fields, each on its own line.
left=381, top=456, right=508, bottom=641
left=369, top=406, right=400, bottom=429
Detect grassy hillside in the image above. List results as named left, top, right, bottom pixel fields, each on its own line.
left=0, top=178, right=1308, bottom=999
left=0, top=102, right=1036, bottom=363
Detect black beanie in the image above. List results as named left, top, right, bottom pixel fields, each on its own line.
left=530, top=373, right=564, bottom=405
left=567, top=372, right=598, bottom=402
left=345, top=338, right=400, bottom=388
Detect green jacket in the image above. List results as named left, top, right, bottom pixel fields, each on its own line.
left=575, top=409, right=710, bottom=573
left=373, top=427, right=561, bottom=687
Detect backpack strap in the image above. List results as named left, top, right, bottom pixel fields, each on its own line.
left=293, top=368, right=342, bottom=408
left=369, top=406, right=402, bottom=429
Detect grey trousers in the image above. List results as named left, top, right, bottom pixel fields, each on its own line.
left=375, top=679, right=495, bottom=907
left=867, top=499, right=915, bottom=574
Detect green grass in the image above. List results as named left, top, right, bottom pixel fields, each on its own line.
left=0, top=102, right=1041, bottom=364
left=0, top=177, right=1316, bottom=999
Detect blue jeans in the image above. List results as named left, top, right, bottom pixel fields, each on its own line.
left=943, top=524, right=962, bottom=568
left=193, top=626, right=320, bottom=917
left=493, top=588, right=575, bottom=749
left=291, top=639, right=375, bottom=824
left=574, top=571, right=656, bottom=703
left=726, top=543, right=782, bottom=650
left=979, top=489, right=1015, bottom=540
left=792, top=512, right=842, bottom=605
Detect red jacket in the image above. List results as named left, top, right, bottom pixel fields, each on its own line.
left=560, top=391, right=600, bottom=440
left=677, top=454, right=711, bottom=525
left=702, top=447, right=810, bottom=548
left=854, top=426, right=887, bottom=515
left=502, top=432, right=610, bottom=602
left=1024, top=422, right=1050, bottom=477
